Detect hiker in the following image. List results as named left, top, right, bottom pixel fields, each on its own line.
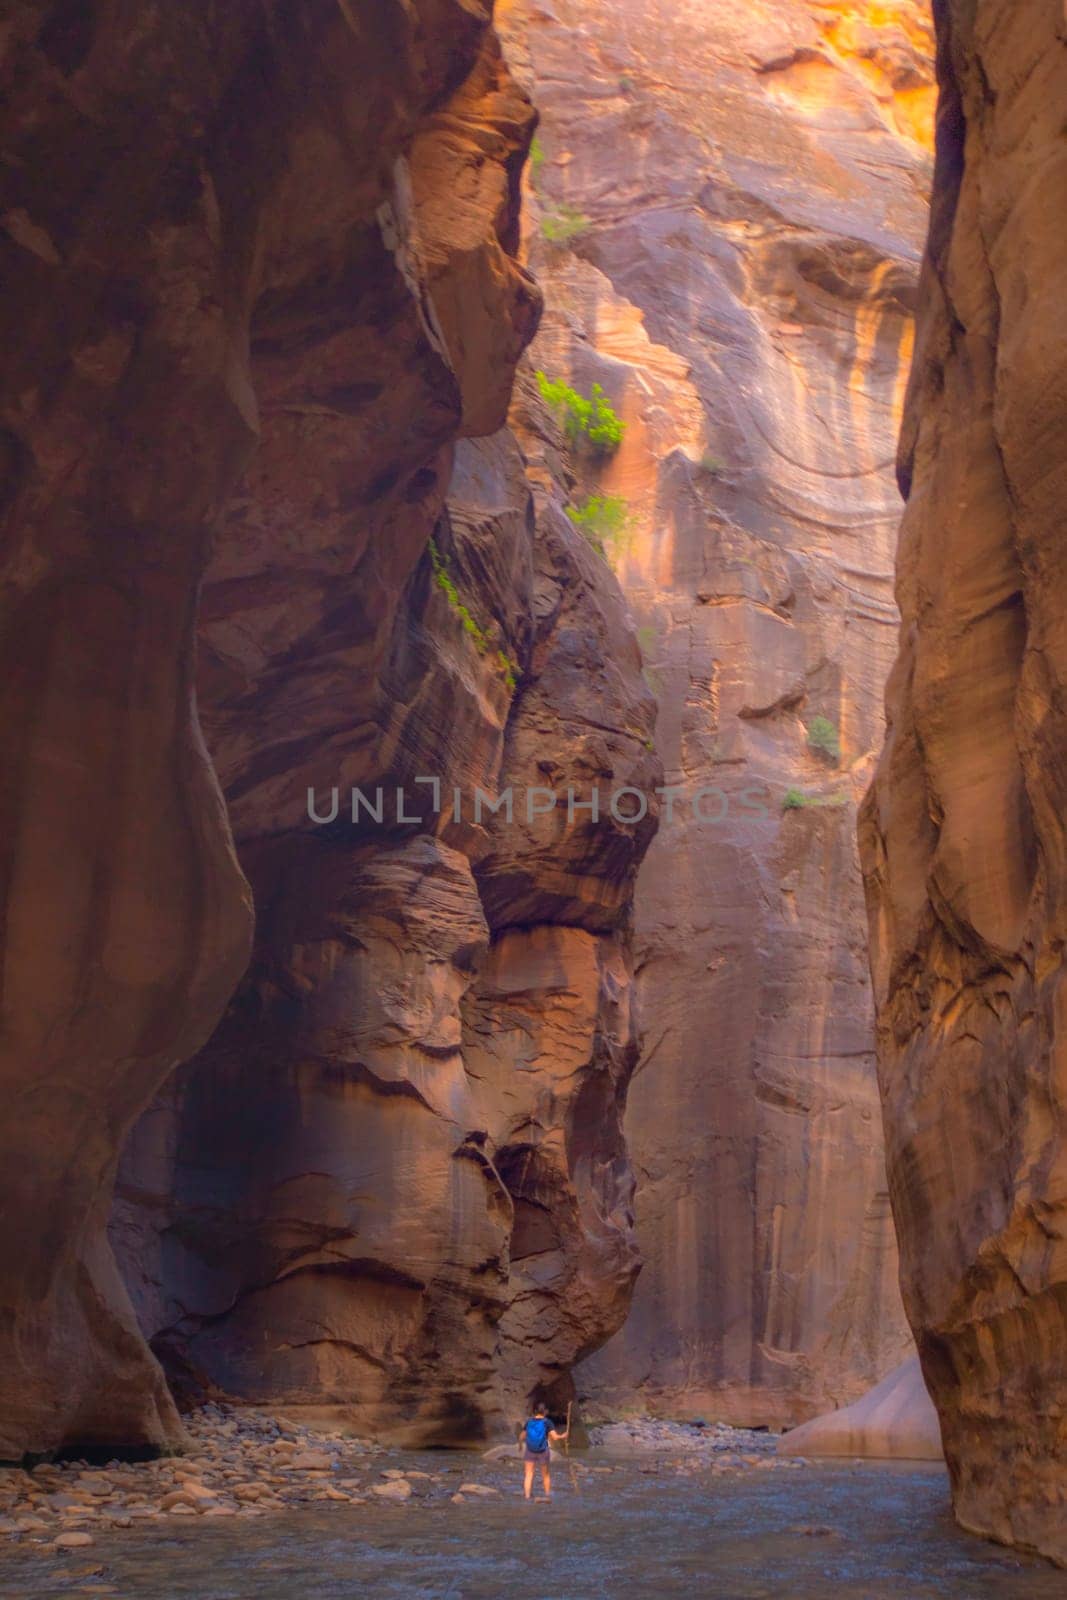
left=518, top=1402, right=568, bottom=1500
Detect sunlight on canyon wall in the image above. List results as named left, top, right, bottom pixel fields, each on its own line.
left=501, top=0, right=934, bottom=1425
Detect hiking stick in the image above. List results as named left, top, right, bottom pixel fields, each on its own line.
left=564, top=1400, right=580, bottom=1493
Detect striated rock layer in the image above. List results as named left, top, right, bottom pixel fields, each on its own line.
left=2, top=0, right=657, bottom=1456
left=500, top=0, right=933, bottom=1424
left=860, top=0, right=1067, bottom=1567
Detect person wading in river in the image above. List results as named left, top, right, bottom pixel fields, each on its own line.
left=518, top=1402, right=569, bottom=1500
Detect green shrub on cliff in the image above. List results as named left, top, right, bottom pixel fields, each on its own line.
left=428, top=537, right=519, bottom=690
left=535, top=371, right=625, bottom=454
left=566, top=494, right=631, bottom=560
left=540, top=204, right=590, bottom=244
left=783, top=785, right=849, bottom=812
left=806, top=715, right=841, bottom=763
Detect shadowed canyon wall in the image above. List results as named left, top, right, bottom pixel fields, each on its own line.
left=113, top=415, right=659, bottom=1442
left=861, top=0, right=1067, bottom=1568
left=1, top=0, right=657, bottom=1456
left=500, top=0, right=933, bottom=1425
left=105, top=17, right=661, bottom=1442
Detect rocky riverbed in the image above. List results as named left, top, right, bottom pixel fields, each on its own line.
left=0, top=1406, right=811, bottom=1555
left=586, top=1418, right=787, bottom=1463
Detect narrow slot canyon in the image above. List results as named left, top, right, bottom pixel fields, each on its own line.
left=1, top=1, right=1065, bottom=1594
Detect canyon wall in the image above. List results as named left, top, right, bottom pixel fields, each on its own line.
left=113, top=413, right=659, bottom=1442
left=861, top=0, right=1067, bottom=1567
left=0, top=0, right=272, bottom=1461
left=105, top=20, right=660, bottom=1442
left=501, top=0, right=933, bottom=1424
left=1, top=0, right=656, bottom=1456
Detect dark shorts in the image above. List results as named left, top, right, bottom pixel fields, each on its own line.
left=523, top=1446, right=551, bottom=1463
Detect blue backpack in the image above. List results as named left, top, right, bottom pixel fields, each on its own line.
left=525, top=1416, right=551, bottom=1452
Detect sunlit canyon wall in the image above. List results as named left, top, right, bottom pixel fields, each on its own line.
left=500, top=0, right=934, bottom=1425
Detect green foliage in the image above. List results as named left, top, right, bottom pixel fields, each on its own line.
left=496, top=651, right=518, bottom=693
left=635, top=624, right=658, bottom=657
left=618, top=74, right=635, bottom=93
left=529, top=135, right=545, bottom=186
left=535, top=371, right=625, bottom=454
left=806, top=715, right=841, bottom=763
left=699, top=451, right=726, bottom=477
left=783, top=785, right=849, bottom=812
left=566, top=495, right=631, bottom=561
left=540, top=204, right=591, bottom=245
left=428, top=538, right=519, bottom=691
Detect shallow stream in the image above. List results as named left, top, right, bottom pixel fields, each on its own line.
left=1, top=1455, right=1062, bottom=1599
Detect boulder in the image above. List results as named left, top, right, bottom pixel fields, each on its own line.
left=777, top=1357, right=943, bottom=1461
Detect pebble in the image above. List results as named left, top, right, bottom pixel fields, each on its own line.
left=371, top=1479, right=412, bottom=1501
left=175, top=1480, right=217, bottom=1500
left=54, top=1531, right=95, bottom=1549
left=160, top=1490, right=206, bottom=1512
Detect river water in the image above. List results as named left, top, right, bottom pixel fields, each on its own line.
left=1, top=1456, right=1061, bottom=1599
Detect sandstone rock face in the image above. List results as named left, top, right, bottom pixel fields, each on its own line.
left=114, top=416, right=658, bottom=1442
left=0, top=0, right=270, bottom=1459
left=777, top=1355, right=943, bottom=1461
left=860, top=0, right=1067, bottom=1567
left=2, top=0, right=629, bottom=1458
left=500, top=0, right=933, bottom=1424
